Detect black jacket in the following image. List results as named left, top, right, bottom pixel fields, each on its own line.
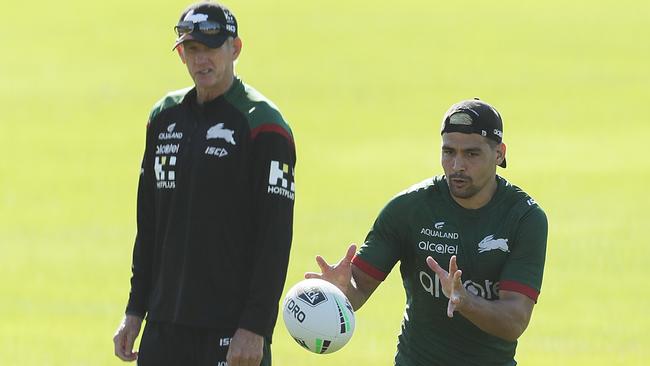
left=126, top=78, right=296, bottom=339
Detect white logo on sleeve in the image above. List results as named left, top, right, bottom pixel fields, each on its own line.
left=268, top=160, right=295, bottom=200
left=207, top=123, right=236, bottom=145
left=154, top=156, right=176, bottom=189
left=477, top=235, right=509, bottom=253
left=434, top=221, right=445, bottom=229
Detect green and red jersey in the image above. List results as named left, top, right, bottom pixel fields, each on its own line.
left=352, top=175, right=547, bottom=366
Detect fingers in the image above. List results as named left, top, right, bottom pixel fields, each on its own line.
left=225, top=349, right=241, bottom=366
left=427, top=256, right=462, bottom=319
left=315, top=255, right=331, bottom=273
left=113, top=317, right=141, bottom=362
left=113, top=332, right=125, bottom=359
left=225, top=342, right=236, bottom=366
left=304, top=272, right=322, bottom=279
left=227, top=329, right=264, bottom=366
left=425, top=256, right=437, bottom=270
left=124, top=330, right=138, bottom=361
left=308, top=244, right=357, bottom=278
left=305, top=255, right=329, bottom=279
left=115, top=333, right=137, bottom=361
left=451, top=269, right=463, bottom=305
left=426, top=256, right=447, bottom=277
left=449, top=255, right=458, bottom=274
left=447, top=269, right=463, bottom=318
left=342, top=244, right=357, bottom=264
left=447, top=299, right=455, bottom=318
left=227, top=353, right=262, bottom=366
left=315, top=244, right=357, bottom=269
left=113, top=330, right=137, bottom=361
left=452, top=269, right=463, bottom=306
left=113, top=325, right=127, bottom=360
left=452, top=269, right=463, bottom=288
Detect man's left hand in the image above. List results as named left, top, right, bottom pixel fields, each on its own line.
left=426, top=255, right=467, bottom=317
left=226, top=328, right=264, bottom=366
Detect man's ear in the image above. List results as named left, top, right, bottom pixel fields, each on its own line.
left=177, top=45, right=186, bottom=64
left=497, top=143, right=507, bottom=164
left=232, top=37, right=242, bottom=60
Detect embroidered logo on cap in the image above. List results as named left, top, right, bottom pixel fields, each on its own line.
left=184, top=10, right=209, bottom=23
left=449, top=113, right=473, bottom=125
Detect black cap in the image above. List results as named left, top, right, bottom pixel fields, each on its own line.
left=441, top=98, right=506, bottom=168
left=173, top=2, right=238, bottom=50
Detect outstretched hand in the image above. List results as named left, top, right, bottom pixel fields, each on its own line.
left=305, top=244, right=356, bottom=294
left=426, top=255, right=466, bottom=318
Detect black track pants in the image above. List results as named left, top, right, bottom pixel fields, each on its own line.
left=137, top=321, right=272, bottom=366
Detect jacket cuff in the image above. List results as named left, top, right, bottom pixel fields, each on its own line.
left=238, top=304, right=274, bottom=338
left=125, top=300, right=147, bottom=319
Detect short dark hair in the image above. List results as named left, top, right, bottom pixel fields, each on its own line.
left=485, top=136, right=500, bottom=149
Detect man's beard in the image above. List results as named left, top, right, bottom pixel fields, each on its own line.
left=447, top=173, right=479, bottom=199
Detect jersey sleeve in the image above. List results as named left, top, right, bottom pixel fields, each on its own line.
left=352, top=198, right=404, bottom=281
left=499, top=206, right=548, bottom=302
left=125, top=120, right=157, bottom=317
left=237, top=125, right=296, bottom=338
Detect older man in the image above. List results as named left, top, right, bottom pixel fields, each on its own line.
left=113, top=2, right=296, bottom=365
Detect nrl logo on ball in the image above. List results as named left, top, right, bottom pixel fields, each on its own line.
left=298, top=287, right=328, bottom=307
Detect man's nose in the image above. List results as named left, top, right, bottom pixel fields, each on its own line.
left=452, top=156, right=465, bottom=171
left=193, top=51, right=209, bottom=63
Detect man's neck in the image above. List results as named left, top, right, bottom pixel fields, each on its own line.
left=196, top=76, right=235, bottom=105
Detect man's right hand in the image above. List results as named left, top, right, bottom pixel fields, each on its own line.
left=113, top=314, right=143, bottom=361
left=305, top=244, right=356, bottom=294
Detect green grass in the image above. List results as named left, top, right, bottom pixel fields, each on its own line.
left=1, top=0, right=649, bottom=364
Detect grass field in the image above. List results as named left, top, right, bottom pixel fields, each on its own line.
left=1, top=0, right=649, bottom=365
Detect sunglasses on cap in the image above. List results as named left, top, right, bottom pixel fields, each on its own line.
left=174, top=20, right=223, bottom=36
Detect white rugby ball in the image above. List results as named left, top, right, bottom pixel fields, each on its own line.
left=282, top=278, right=355, bottom=354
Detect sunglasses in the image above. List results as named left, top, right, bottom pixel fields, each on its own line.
left=174, top=20, right=222, bottom=36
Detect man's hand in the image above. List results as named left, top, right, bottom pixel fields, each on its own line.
left=426, top=255, right=467, bottom=317
left=113, top=314, right=143, bottom=361
left=226, top=328, right=264, bottom=366
left=304, top=244, right=356, bottom=293
left=427, top=255, right=537, bottom=341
